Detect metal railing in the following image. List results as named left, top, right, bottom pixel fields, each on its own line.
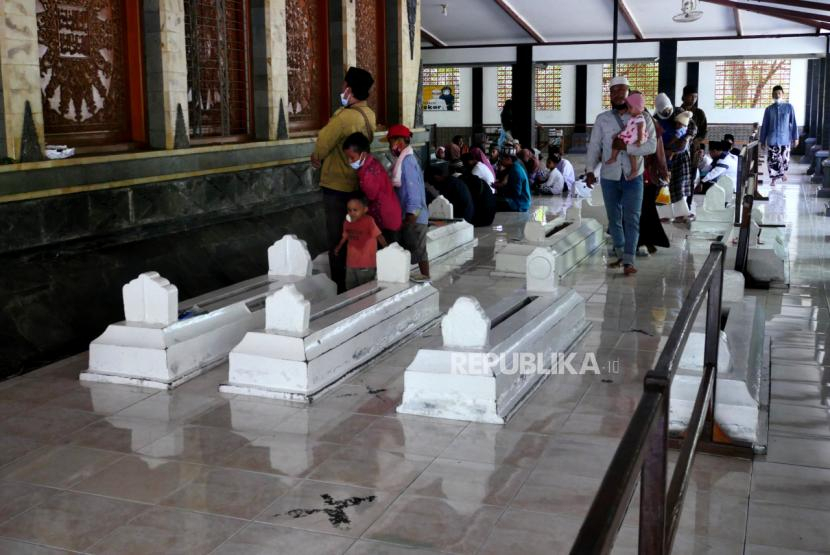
left=735, top=140, right=760, bottom=225
left=569, top=242, right=728, bottom=555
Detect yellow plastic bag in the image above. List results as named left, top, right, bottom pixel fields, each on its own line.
left=656, top=185, right=671, bottom=206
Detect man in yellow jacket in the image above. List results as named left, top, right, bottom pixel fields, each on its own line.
left=311, top=66, right=377, bottom=291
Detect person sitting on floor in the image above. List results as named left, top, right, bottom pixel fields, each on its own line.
left=699, top=140, right=738, bottom=194
left=494, top=146, right=531, bottom=212
left=425, top=162, right=475, bottom=224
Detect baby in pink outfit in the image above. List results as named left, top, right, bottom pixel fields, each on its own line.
left=606, top=92, right=647, bottom=180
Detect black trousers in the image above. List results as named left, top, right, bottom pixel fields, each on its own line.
left=323, top=188, right=352, bottom=293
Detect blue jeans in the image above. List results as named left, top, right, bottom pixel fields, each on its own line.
left=601, top=175, right=644, bottom=266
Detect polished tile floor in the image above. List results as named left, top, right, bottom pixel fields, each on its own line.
left=0, top=160, right=828, bottom=554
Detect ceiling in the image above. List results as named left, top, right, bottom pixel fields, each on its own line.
left=421, top=0, right=830, bottom=47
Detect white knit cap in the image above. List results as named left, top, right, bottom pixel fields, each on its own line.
left=654, top=93, right=673, bottom=117
left=609, top=75, right=629, bottom=88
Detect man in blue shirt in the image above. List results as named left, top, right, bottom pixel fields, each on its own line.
left=760, top=85, right=798, bottom=186
left=494, top=144, right=531, bottom=212
left=385, top=124, right=430, bottom=281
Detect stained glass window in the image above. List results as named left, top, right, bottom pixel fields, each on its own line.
left=421, top=67, right=460, bottom=112
left=601, top=63, right=659, bottom=109
left=714, top=59, right=791, bottom=109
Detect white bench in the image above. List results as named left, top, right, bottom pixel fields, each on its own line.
left=221, top=243, right=440, bottom=401
left=82, top=236, right=336, bottom=389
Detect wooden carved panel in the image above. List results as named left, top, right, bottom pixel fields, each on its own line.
left=286, top=0, right=325, bottom=131
left=355, top=0, right=385, bottom=123
left=37, top=0, right=131, bottom=144
left=185, top=0, right=251, bottom=137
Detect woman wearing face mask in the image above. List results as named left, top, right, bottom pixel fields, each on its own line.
left=311, top=67, right=376, bottom=292
left=342, top=132, right=402, bottom=245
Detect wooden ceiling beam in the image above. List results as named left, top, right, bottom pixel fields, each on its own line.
left=618, top=0, right=644, bottom=40
left=734, top=8, right=743, bottom=37
left=701, top=0, right=830, bottom=30
left=493, top=0, right=546, bottom=43
left=421, top=27, right=447, bottom=48
left=752, top=0, right=830, bottom=12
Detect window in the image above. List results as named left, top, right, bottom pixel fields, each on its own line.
left=497, top=65, right=562, bottom=111
left=37, top=0, right=145, bottom=146
left=355, top=0, right=386, bottom=123
left=535, top=66, right=562, bottom=111
left=715, top=59, right=791, bottom=109
left=421, top=67, right=460, bottom=112
left=601, top=63, right=659, bottom=109
left=497, top=66, right=512, bottom=110
left=286, top=0, right=328, bottom=131
left=185, top=0, right=252, bottom=137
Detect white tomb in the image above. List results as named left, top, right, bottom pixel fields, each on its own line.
left=221, top=243, right=440, bottom=401
left=670, top=295, right=767, bottom=446
left=492, top=213, right=604, bottom=280
left=82, top=235, right=336, bottom=389
left=425, top=196, right=477, bottom=264
left=397, top=255, right=589, bottom=424
left=690, top=177, right=734, bottom=237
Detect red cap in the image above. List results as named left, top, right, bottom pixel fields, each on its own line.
left=383, top=124, right=412, bottom=142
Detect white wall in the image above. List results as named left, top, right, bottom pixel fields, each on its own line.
left=423, top=67, right=473, bottom=128
left=482, top=66, right=500, bottom=124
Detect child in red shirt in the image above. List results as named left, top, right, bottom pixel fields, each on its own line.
left=342, top=132, right=402, bottom=244
left=334, top=196, right=388, bottom=290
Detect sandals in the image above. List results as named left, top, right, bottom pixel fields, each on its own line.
left=623, top=264, right=638, bottom=276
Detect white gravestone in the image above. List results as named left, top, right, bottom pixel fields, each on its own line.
left=266, top=284, right=310, bottom=334
left=122, top=272, right=178, bottom=326
left=268, top=234, right=312, bottom=277
left=526, top=247, right=557, bottom=293
left=442, top=297, right=490, bottom=349
left=429, top=195, right=454, bottom=220
left=377, top=242, right=411, bottom=283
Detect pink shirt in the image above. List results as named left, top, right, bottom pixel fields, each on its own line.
left=357, top=156, right=402, bottom=231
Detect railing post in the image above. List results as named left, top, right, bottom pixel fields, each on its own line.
left=639, top=377, right=668, bottom=554
left=704, top=243, right=725, bottom=442
left=734, top=147, right=745, bottom=225
left=734, top=194, right=754, bottom=274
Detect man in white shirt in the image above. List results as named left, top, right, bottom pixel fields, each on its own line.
left=585, top=76, right=657, bottom=275
left=700, top=141, right=738, bottom=193
left=550, top=151, right=575, bottom=192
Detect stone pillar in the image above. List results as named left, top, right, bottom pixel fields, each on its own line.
left=251, top=0, right=289, bottom=140
left=805, top=59, right=815, bottom=137
left=658, top=39, right=677, bottom=106
left=823, top=44, right=830, bottom=149
left=144, top=0, right=190, bottom=149
left=570, top=64, right=588, bottom=153
left=808, top=59, right=820, bottom=138
left=512, top=44, right=535, bottom=150
left=686, top=62, right=699, bottom=94
left=384, top=0, right=420, bottom=128
left=0, top=0, right=45, bottom=160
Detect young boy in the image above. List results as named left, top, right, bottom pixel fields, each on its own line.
left=385, top=124, right=430, bottom=281
left=342, top=132, right=402, bottom=245
left=333, top=196, right=388, bottom=290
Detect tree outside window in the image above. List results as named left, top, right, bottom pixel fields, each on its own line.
left=715, top=59, right=791, bottom=109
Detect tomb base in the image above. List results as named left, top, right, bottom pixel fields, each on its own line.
left=221, top=281, right=440, bottom=402
left=82, top=273, right=336, bottom=389
left=397, top=288, right=589, bottom=424
left=492, top=219, right=604, bottom=279
left=425, top=220, right=477, bottom=264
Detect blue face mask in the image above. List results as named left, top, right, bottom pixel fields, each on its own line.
left=340, top=91, right=349, bottom=107
left=349, top=155, right=364, bottom=170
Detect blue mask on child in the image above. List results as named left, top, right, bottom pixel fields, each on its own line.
left=675, top=127, right=687, bottom=138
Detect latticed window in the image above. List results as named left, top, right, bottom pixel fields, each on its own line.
left=714, top=59, right=791, bottom=109
left=286, top=0, right=328, bottom=131
left=421, top=67, right=461, bottom=111
left=355, top=0, right=385, bottom=123
left=185, top=0, right=251, bottom=137
left=497, top=66, right=512, bottom=110
left=497, top=66, right=562, bottom=111
left=535, top=66, right=562, bottom=111
left=37, top=0, right=144, bottom=146
left=601, top=63, right=659, bottom=109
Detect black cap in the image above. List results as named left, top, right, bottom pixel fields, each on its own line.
left=682, top=85, right=697, bottom=96
left=345, top=67, right=374, bottom=100
left=709, top=140, right=727, bottom=152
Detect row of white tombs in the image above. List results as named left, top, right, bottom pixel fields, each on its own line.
left=82, top=184, right=776, bottom=445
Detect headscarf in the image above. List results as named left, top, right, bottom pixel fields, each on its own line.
left=654, top=93, right=673, bottom=120
left=470, top=147, right=496, bottom=180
